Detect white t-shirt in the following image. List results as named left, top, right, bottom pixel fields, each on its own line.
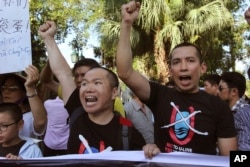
left=20, top=111, right=43, bottom=138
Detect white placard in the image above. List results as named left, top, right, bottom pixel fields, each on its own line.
left=0, top=0, right=31, bottom=74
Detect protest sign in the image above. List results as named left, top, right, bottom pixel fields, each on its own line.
left=0, top=0, right=32, bottom=74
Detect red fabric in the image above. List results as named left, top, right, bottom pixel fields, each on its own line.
left=119, top=117, right=132, bottom=127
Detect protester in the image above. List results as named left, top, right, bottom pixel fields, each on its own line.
left=124, top=89, right=154, bottom=144
left=0, top=65, right=47, bottom=138
left=0, top=102, right=43, bottom=159
left=69, top=67, right=146, bottom=153
left=116, top=1, right=237, bottom=158
left=203, top=74, right=221, bottom=96
left=218, top=72, right=250, bottom=151
left=40, top=59, right=125, bottom=117
left=38, top=21, right=145, bottom=154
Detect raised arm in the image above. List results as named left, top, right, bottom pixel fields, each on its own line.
left=244, top=7, right=250, bottom=25
left=24, top=65, right=47, bottom=134
left=38, top=21, right=76, bottom=104
left=116, top=1, right=150, bottom=101
left=40, top=60, right=59, bottom=94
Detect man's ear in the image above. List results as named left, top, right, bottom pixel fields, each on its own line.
left=200, top=62, right=207, bottom=75
left=112, top=87, right=118, bottom=100
left=231, top=88, right=238, bottom=97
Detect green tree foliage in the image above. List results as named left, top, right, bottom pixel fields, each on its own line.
left=199, top=0, right=250, bottom=74
left=29, top=0, right=101, bottom=70
left=28, top=0, right=250, bottom=82
left=100, top=0, right=237, bottom=83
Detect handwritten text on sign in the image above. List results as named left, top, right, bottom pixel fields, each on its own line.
left=0, top=0, right=32, bottom=74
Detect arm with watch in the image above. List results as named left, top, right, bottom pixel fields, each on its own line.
left=24, top=65, right=47, bottom=135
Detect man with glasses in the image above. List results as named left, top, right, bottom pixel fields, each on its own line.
left=218, top=72, right=250, bottom=151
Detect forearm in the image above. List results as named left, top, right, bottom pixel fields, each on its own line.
left=116, top=20, right=151, bottom=101
left=26, top=87, right=47, bottom=134
left=116, top=21, right=134, bottom=80
left=40, top=61, right=59, bottom=93
left=40, top=61, right=53, bottom=83
left=43, top=36, right=76, bottom=103
left=43, top=37, right=72, bottom=79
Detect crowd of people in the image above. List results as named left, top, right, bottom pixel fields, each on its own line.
left=0, top=1, right=250, bottom=161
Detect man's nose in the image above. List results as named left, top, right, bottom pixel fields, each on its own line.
left=180, top=61, right=187, bottom=70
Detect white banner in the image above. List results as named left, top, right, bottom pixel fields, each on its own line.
left=0, top=0, right=31, bottom=74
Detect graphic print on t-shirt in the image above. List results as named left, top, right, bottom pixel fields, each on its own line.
left=78, top=140, right=106, bottom=154
left=162, top=102, right=208, bottom=152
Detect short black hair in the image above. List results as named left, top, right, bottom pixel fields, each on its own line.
left=203, top=74, right=221, bottom=86
left=72, top=58, right=100, bottom=74
left=220, top=72, right=246, bottom=97
left=0, top=102, right=23, bottom=122
left=169, top=42, right=203, bottom=64
left=90, top=67, right=119, bottom=89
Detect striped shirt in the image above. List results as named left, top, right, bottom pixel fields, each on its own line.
left=232, top=98, right=250, bottom=151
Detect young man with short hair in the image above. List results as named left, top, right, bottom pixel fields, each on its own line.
left=116, top=1, right=237, bottom=158
left=218, top=72, right=250, bottom=151
left=38, top=21, right=145, bottom=154
left=203, top=74, right=221, bottom=96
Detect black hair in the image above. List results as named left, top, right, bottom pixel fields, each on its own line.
left=90, top=67, right=119, bottom=89
left=0, top=102, right=23, bottom=122
left=72, top=58, right=100, bottom=74
left=220, top=72, right=246, bottom=97
left=169, top=42, right=203, bottom=64
left=203, top=74, right=221, bottom=86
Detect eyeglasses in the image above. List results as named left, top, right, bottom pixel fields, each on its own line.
left=218, top=85, right=229, bottom=92
left=1, top=85, right=20, bottom=92
left=0, top=121, right=19, bottom=132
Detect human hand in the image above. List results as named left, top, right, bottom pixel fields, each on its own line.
left=5, top=153, right=22, bottom=160
left=121, top=0, right=141, bottom=26
left=143, top=143, right=160, bottom=159
left=24, top=65, right=39, bottom=89
left=38, top=21, right=57, bottom=40
left=244, top=7, right=250, bottom=25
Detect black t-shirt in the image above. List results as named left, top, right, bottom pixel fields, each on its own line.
left=0, top=140, right=25, bottom=157
left=65, top=89, right=145, bottom=154
left=144, top=82, right=236, bottom=155
left=67, top=112, right=145, bottom=154
left=65, top=88, right=81, bottom=116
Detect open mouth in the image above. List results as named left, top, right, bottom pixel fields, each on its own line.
left=85, top=96, right=97, bottom=102
left=179, top=76, right=191, bottom=81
